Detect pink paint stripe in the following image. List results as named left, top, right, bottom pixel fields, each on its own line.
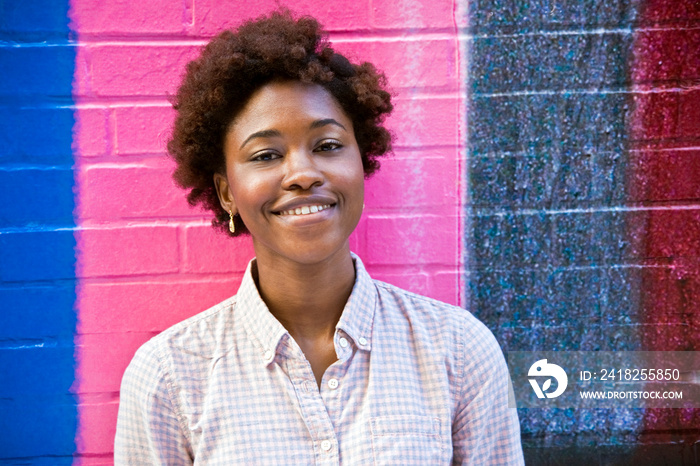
left=71, top=0, right=465, bottom=462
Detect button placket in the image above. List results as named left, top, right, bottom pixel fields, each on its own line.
left=284, top=349, right=338, bottom=463
left=256, top=331, right=352, bottom=465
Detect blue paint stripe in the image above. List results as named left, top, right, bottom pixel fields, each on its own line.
left=0, top=0, right=77, bottom=461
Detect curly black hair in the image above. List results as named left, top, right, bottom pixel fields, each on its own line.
left=167, top=9, right=394, bottom=236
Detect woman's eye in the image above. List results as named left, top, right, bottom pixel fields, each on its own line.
left=316, top=140, right=342, bottom=152
left=251, top=152, right=279, bottom=162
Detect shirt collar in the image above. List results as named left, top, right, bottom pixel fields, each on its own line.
left=336, top=253, right=376, bottom=352
left=237, top=260, right=288, bottom=367
left=237, top=253, right=377, bottom=367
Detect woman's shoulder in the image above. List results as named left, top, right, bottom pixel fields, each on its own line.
left=372, top=280, right=490, bottom=330
left=132, top=294, right=239, bottom=367
left=370, top=279, right=500, bottom=354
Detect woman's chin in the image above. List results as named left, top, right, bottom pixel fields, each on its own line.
left=252, top=236, right=351, bottom=268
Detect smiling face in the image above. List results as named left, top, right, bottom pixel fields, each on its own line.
left=214, top=80, right=365, bottom=267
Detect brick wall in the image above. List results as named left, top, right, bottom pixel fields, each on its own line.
left=69, top=0, right=463, bottom=462
left=629, top=0, right=700, bottom=452
left=3, top=0, right=698, bottom=463
left=466, top=0, right=700, bottom=462
left=0, top=0, right=78, bottom=463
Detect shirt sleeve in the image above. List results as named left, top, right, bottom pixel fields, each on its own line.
left=451, top=317, right=524, bottom=465
left=114, top=342, right=193, bottom=465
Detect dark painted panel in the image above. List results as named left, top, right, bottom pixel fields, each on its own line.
left=470, top=94, right=629, bottom=155
left=469, top=0, right=642, bottom=33
left=465, top=0, right=649, bottom=457
left=472, top=33, right=632, bottom=94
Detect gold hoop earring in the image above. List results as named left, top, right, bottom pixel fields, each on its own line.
left=229, top=210, right=235, bottom=234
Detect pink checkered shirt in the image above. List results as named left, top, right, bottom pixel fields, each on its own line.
left=114, top=254, right=523, bottom=464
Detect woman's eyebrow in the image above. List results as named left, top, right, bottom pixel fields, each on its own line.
left=310, top=118, right=346, bottom=131
left=240, top=129, right=281, bottom=149
left=239, top=119, right=346, bottom=149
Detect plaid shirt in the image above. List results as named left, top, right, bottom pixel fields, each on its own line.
left=115, top=255, right=523, bottom=465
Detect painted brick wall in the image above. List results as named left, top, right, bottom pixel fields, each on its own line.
left=3, top=0, right=697, bottom=463
left=466, top=0, right=700, bottom=462
left=0, top=0, right=78, bottom=463
left=69, top=0, right=463, bottom=463
left=629, top=0, right=700, bottom=452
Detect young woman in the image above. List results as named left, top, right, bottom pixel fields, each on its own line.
left=114, top=10, right=523, bottom=465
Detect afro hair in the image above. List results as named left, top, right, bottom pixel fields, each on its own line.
left=167, top=9, right=394, bottom=235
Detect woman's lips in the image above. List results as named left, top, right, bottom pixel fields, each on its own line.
left=278, top=204, right=333, bottom=216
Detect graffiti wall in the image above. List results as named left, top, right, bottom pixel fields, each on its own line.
left=467, top=0, right=700, bottom=461
left=0, top=0, right=696, bottom=463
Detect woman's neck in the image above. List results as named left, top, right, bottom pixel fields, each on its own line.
left=253, top=245, right=356, bottom=342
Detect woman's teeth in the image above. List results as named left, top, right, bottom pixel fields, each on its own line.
left=279, top=204, right=332, bottom=216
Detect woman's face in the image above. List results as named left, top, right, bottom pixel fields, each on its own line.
left=215, top=80, right=364, bottom=266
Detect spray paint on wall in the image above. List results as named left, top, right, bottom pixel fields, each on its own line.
left=630, top=0, right=700, bottom=443
left=0, top=0, right=77, bottom=463
left=466, top=0, right=699, bottom=460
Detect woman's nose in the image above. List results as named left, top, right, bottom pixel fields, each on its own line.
left=281, top=150, right=324, bottom=191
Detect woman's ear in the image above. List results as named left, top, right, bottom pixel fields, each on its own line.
left=213, top=173, right=237, bottom=215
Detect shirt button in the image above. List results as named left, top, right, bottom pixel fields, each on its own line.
left=339, top=337, right=349, bottom=348
left=359, top=337, right=368, bottom=346
left=321, top=440, right=332, bottom=451
left=263, top=350, right=273, bottom=361
left=328, top=378, right=339, bottom=390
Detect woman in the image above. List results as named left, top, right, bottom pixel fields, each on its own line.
left=115, top=10, right=523, bottom=465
